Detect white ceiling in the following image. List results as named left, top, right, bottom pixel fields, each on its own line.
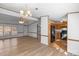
left=26, top=3, right=79, bottom=20
left=0, top=3, right=26, bottom=13
left=0, top=3, right=79, bottom=21
left=0, top=3, right=37, bottom=25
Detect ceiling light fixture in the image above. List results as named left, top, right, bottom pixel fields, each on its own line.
left=19, top=9, right=32, bottom=24
left=20, top=10, right=24, bottom=15
left=19, top=21, right=24, bottom=24
left=19, top=17, right=24, bottom=24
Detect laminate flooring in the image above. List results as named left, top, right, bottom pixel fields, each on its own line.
left=0, top=37, right=67, bottom=56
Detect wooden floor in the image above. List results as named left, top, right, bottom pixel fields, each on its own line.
left=0, top=37, right=67, bottom=56
left=55, top=40, right=67, bottom=51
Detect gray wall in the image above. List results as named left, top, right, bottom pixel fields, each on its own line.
left=28, top=22, right=38, bottom=38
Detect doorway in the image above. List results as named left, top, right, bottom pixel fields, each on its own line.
left=48, top=21, right=67, bottom=51
left=51, top=25, right=55, bottom=43
left=37, top=24, right=41, bottom=42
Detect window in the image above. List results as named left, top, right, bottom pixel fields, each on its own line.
left=12, top=25, right=17, bottom=35
left=0, top=24, right=24, bottom=38
left=4, top=24, right=11, bottom=36
left=0, top=24, right=3, bottom=36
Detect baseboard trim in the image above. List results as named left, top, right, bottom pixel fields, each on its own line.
left=68, top=39, right=79, bottom=42
left=0, top=36, right=28, bottom=40
left=27, top=36, right=37, bottom=39
left=41, top=35, right=48, bottom=37
left=67, top=52, right=78, bottom=56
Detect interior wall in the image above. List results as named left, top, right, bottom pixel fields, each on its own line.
left=68, top=13, right=79, bottom=55
left=28, top=22, right=38, bottom=38
left=24, top=25, right=28, bottom=36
